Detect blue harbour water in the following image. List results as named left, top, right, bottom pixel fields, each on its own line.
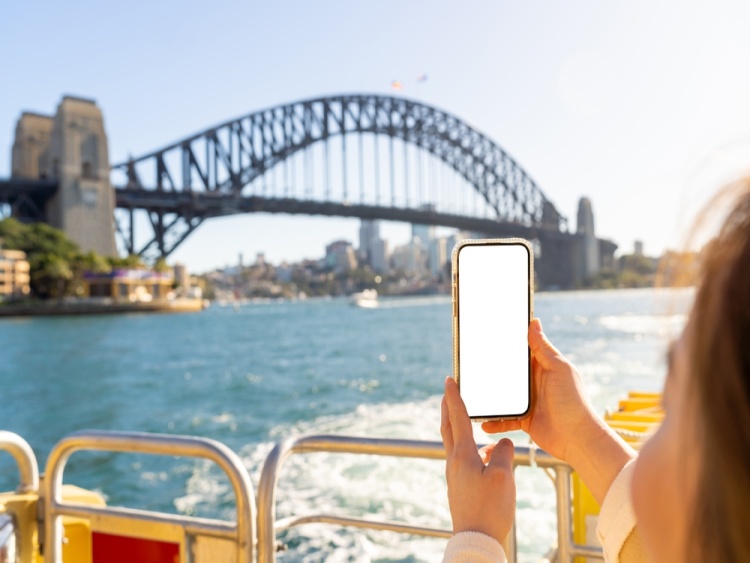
left=0, top=289, right=690, bottom=562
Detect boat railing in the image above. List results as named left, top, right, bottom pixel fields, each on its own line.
left=2, top=429, right=606, bottom=562
left=256, top=434, right=604, bottom=563
left=42, top=430, right=256, bottom=563
left=0, top=430, right=39, bottom=494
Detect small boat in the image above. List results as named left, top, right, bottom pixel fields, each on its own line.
left=350, top=289, right=378, bottom=308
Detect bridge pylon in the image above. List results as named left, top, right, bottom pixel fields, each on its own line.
left=11, top=96, right=116, bottom=256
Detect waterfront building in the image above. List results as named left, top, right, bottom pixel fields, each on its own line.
left=84, top=269, right=174, bottom=302
left=173, top=263, right=190, bottom=292
left=0, top=246, right=31, bottom=297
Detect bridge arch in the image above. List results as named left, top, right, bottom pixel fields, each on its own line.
left=112, top=94, right=567, bottom=257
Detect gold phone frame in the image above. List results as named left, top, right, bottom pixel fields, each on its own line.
left=451, top=238, right=534, bottom=422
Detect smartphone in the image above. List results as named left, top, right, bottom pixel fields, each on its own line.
left=452, top=238, right=533, bottom=421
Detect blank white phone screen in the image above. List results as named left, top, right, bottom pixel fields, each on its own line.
left=457, top=243, right=530, bottom=418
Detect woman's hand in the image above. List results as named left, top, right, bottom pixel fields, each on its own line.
left=441, top=376, right=515, bottom=545
left=481, top=318, right=598, bottom=465
left=482, top=318, right=635, bottom=504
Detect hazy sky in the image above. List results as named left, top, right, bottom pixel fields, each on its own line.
left=4, top=1, right=750, bottom=272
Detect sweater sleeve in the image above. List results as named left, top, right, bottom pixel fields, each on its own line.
left=595, top=459, right=644, bottom=562
left=442, top=532, right=507, bottom=563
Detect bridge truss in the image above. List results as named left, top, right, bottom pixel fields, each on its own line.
left=111, top=94, right=568, bottom=259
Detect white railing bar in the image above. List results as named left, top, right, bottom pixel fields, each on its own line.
left=0, top=431, right=39, bottom=493
left=274, top=514, right=452, bottom=538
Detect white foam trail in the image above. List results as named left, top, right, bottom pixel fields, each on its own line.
left=598, top=314, right=687, bottom=337
left=173, top=396, right=557, bottom=562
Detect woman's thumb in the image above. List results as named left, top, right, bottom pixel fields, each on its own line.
left=488, top=438, right=514, bottom=471
left=528, top=319, right=564, bottom=367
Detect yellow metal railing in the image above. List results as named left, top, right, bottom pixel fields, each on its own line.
left=1, top=429, right=620, bottom=562
left=43, top=430, right=256, bottom=563
left=256, top=434, right=604, bottom=563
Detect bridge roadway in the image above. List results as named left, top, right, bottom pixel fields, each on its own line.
left=0, top=176, right=555, bottom=241
left=114, top=188, right=560, bottom=241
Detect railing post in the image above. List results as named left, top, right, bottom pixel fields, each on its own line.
left=0, top=431, right=39, bottom=494
left=502, top=517, right=517, bottom=563
left=555, top=465, right=573, bottom=563
left=257, top=439, right=293, bottom=563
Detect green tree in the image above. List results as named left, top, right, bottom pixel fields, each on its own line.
left=0, top=219, right=80, bottom=298
left=109, top=254, right=145, bottom=268
left=153, top=257, right=170, bottom=273
left=0, top=218, right=123, bottom=299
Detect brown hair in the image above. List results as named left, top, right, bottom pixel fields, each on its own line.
left=687, top=180, right=750, bottom=561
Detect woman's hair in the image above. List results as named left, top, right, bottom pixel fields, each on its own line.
left=688, top=179, right=750, bottom=560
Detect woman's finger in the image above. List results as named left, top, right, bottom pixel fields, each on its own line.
left=440, top=394, right=454, bottom=456
left=444, top=376, right=477, bottom=456
left=528, top=319, right=564, bottom=369
left=481, top=419, right=522, bottom=435
left=487, top=438, right=515, bottom=472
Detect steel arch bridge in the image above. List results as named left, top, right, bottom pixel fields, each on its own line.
left=111, top=94, right=569, bottom=259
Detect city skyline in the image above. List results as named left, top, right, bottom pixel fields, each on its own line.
left=214, top=219, right=456, bottom=275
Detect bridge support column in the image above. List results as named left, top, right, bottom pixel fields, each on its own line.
left=537, top=235, right=577, bottom=290
left=11, top=96, right=116, bottom=256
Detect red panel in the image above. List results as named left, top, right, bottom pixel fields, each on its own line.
left=92, top=532, right=180, bottom=563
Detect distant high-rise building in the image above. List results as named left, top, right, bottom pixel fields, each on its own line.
left=429, top=238, right=449, bottom=278
left=325, top=240, right=358, bottom=272
left=359, top=220, right=380, bottom=258
left=445, top=232, right=470, bottom=257
left=370, top=238, right=389, bottom=274
left=359, top=219, right=389, bottom=272
left=576, top=197, right=600, bottom=279
left=412, top=204, right=436, bottom=246
left=412, top=223, right=435, bottom=246
left=392, top=242, right=427, bottom=275
left=577, top=197, right=595, bottom=236
left=634, top=240, right=644, bottom=257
